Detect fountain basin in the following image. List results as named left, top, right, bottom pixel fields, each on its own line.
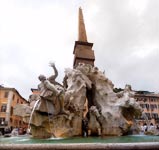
left=0, top=143, right=159, bottom=150
left=0, top=135, right=159, bottom=150
left=1, top=135, right=159, bottom=144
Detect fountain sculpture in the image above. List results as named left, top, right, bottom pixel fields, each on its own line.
left=14, top=62, right=142, bottom=138
left=1, top=6, right=159, bottom=150
left=13, top=7, right=144, bottom=139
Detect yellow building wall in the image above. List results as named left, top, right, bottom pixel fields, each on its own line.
left=0, top=90, right=7, bottom=119
left=0, top=88, right=28, bottom=129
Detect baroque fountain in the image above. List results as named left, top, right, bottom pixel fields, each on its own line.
left=1, top=7, right=159, bottom=150
left=14, top=62, right=143, bottom=139
left=11, top=6, right=158, bottom=141
left=10, top=7, right=158, bottom=140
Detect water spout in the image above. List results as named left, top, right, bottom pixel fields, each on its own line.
left=28, top=99, right=40, bottom=130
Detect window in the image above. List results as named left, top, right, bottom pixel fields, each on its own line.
left=145, top=113, right=151, bottom=119
left=13, top=94, right=15, bottom=100
left=144, top=98, right=147, bottom=102
left=1, top=104, right=7, bottom=112
left=17, top=98, right=19, bottom=103
left=152, top=113, right=158, bottom=119
left=10, top=106, right=13, bottom=115
left=4, top=91, right=8, bottom=98
left=150, top=104, right=157, bottom=110
left=145, top=104, right=149, bottom=109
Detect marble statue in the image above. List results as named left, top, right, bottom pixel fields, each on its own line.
left=14, top=63, right=143, bottom=138
left=37, top=62, right=68, bottom=115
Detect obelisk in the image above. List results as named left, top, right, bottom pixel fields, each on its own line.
left=73, top=7, right=95, bottom=68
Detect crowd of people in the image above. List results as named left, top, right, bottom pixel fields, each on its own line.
left=0, top=127, right=28, bottom=137
left=140, top=123, right=159, bottom=133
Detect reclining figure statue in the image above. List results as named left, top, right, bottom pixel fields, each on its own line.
left=37, top=62, right=69, bottom=115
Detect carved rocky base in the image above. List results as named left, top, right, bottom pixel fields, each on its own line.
left=14, top=63, right=143, bottom=139
left=31, top=125, right=52, bottom=139
left=30, top=113, right=83, bottom=138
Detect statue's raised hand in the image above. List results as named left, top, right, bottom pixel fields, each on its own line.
left=49, top=61, right=55, bottom=67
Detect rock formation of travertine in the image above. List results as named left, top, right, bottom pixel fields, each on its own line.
left=14, top=63, right=142, bottom=138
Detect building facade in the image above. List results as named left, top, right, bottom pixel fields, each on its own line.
left=135, top=91, right=159, bottom=126
left=0, top=86, right=28, bottom=134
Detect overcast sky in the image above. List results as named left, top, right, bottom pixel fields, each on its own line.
left=0, top=0, right=159, bottom=99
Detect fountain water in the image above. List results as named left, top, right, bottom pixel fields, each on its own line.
left=28, top=99, right=40, bottom=130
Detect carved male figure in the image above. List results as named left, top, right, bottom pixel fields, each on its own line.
left=38, top=62, right=68, bottom=115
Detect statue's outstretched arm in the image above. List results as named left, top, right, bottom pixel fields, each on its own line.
left=48, top=62, right=58, bottom=82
